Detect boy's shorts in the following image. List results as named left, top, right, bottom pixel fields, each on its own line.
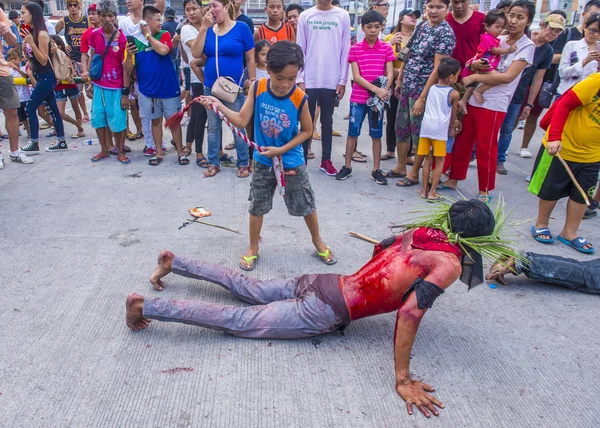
left=417, top=137, right=446, bottom=157
left=54, top=87, right=80, bottom=101
left=529, top=146, right=600, bottom=205
left=138, top=93, right=181, bottom=121
left=348, top=102, right=384, bottom=139
left=0, top=75, right=20, bottom=110
left=91, top=85, right=127, bottom=132
left=17, top=101, right=28, bottom=122
left=249, top=162, right=316, bottom=217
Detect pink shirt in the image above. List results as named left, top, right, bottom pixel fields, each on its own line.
left=348, top=39, right=395, bottom=104
left=88, top=28, right=126, bottom=89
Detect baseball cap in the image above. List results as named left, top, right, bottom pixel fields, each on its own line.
left=164, top=7, right=177, bottom=19
left=545, top=14, right=566, bottom=30
left=399, top=8, right=422, bottom=19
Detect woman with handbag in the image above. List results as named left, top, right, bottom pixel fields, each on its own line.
left=19, top=1, right=67, bottom=155
left=191, top=0, right=256, bottom=178
left=387, top=0, right=455, bottom=182
left=381, top=8, right=419, bottom=161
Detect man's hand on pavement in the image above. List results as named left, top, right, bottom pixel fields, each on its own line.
left=396, top=379, right=444, bottom=418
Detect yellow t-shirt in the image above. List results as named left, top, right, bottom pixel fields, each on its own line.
left=555, top=73, right=600, bottom=163
left=383, top=33, right=404, bottom=69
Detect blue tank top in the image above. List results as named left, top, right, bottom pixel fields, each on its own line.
left=253, top=78, right=307, bottom=169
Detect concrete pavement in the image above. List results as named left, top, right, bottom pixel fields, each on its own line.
left=1, top=99, right=599, bottom=427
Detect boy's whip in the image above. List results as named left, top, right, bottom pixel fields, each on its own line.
left=166, top=97, right=286, bottom=195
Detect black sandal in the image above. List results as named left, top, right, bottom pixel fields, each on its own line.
left=196, top=156, right=209, bottom=168
left=178, top=155, right=190, bottom=165
left=148, top=156, right=163, bottom=166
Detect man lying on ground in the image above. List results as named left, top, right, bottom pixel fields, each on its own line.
left=126, top=199, right=514, bottom=418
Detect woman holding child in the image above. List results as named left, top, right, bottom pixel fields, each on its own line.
left=388, top=0, right=455, bottom=182
left=443, top=0, right=536, bottom=204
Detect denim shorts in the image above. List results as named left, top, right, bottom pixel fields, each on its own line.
left=248, top=162, right=316, bottom=217
left=138, top=93, right=182, bottom=121
left=54, top=86, right=80, bottom=101
left=348, top=102, right=384, bottom=138
left=183, top=66, right=191, bottom=91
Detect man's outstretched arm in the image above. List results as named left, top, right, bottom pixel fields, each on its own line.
left=394, top=296, right=443, bottom=418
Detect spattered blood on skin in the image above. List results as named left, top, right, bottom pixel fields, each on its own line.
left=161, top=367, right=194, bottom=374
left=339, top=229, right=461, bottom=321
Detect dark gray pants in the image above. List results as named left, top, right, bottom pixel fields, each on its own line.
left=520, top=252, right=600, bottom=294
left=143, top=256, right=341, bottom=338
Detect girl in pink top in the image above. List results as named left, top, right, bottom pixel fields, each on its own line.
left=459, top=10, right=516, bottom=111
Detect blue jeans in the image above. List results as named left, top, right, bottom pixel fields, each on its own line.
left=27, top=72, right=65, bottom=141
left=348, top=102, right=384, bottom=138
left=496, top=102, right=521, bottom=164
left=204, top=86, right=248, bottom=167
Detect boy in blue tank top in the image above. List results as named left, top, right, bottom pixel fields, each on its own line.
left=200, top=41, right=336, bottom=271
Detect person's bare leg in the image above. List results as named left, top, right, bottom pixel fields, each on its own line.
left=520, top=115, right=538, bottom=150
left=428, top=156, right=445, bottom=199
left=535, top=199, right=559, bottom=241
left=58, top=100, right=82, bottom=130
left=151, top=118, right=164, bottom=158
left=114, top=130, right=126, bottom=156
left=419, top=154, right=432, bottom=198
left=391, top=142, right=410, bottom=176
left=593, top=185, right=600, bottom=203
left=171, top=120, right=184, bottom=157
left=344, top=135, right=357, bottom=168
left=372, top=137, right=382, bottom=172
left=38, top=105, right=52, bottom=126
left=304, top=211, right=333, bottom=261
left=78, top=93, right=89, bottom=120
left=559, top=199, right=592, bottom=250
left=70, top=96, right=83, bottom=122
left=241, top=215, right=263, bottom=269
left=4, top=108, right=20, bottom=152
left=95, top=127, right=110, bottom=155
left=406, top=153, right=425, bottom=183
left=126, top=293, right=151, bottom=331
left=149, top=250, right=175, bottom=291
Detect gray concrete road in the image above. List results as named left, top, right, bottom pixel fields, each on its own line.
left=1, top=99, right=599, bottom=428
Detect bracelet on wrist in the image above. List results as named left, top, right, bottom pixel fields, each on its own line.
left=525, top=103, right=534, bottom=109
left=121, top=87, right=131, bottom=96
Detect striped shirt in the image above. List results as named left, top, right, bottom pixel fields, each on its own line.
left=348, top=39, right=395, bottom=104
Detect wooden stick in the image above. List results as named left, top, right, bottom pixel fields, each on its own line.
left=556, top=154, right=590, bottom=206
left=349, top=231, right=379, bottom=244
left=189, top=219, right=240, bottom=234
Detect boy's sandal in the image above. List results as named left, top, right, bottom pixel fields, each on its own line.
left=196, top=156, right=209, bottom=168
left=204, top=165, right=220, bottom=177
left=396, top=177, right=419, bottom=187
left=124, top=144, right=132, bottom=153
left=531, top=226, right=554, bottom=244
left=307, top=152, right=315, bottom=159
left=118, top=155, right=131, bottom=164
left=224, top=143, right=236, bottom=150
left=356, top=151, right=367, bottom=158
left=109, top=147, right=119, bottom=155
left=91, top=153, right=110, bottom=163
left=385, top=169, right=406, bottom=178
left=237, top=166, right=250, bottom=178
left=352, top=154, right=367, bottom=163
left=557, top=235, right=594, bottom=254
left=219, top=153, right=235, bottom=164
left=127, top=131, right=143, bottom=141
left=317, top=247, right=337, bottom=265
left=148, top=156, right=163, bottom=166
left=71, top=132, right=85, bottom=139
left=178, top=155, right=190, bottom=165
left=239, top=255, right=258, bottom=271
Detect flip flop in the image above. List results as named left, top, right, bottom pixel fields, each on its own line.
left=317, top=247, right=337, bottom=265
left=352, top=155, right=367, bottom=163
left=436, top=182, right=456, bottom=191
left=396, top=176, right=419, bottom=187
left=478, top=194, right=493, bottom=205
left=557, top=235, right=594, bottom=254
left=239, top=255, right=258, bottom=271
left=224, top=143, right=235, bottom=150
left=307, top=152, right=315, bottom=159
left=380, top=154, right=396, bottom=160
left=178, top=155, right=190, bottom=165
left=531, top=226, right=554, bottom=244
left=148, top=156, right=163, bottom=166
left=385, top=169, right=406, bottom=178
left=90, top=153, right=110, bottom=163
left=118, top=155, right=131, bottom=164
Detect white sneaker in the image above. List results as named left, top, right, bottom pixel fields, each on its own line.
left=0, top=153, right=4, bottom=170
left=181, top=115, right=190, bottom=126
left=9, top=150, right=34, bottom=164
left=517, top=120, right=525, bottom=129
left=518, top=148, right=532, bottom=158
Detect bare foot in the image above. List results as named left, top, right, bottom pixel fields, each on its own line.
left=427, top=191, right=441, bottom=200
left=126, top=293, right=151, bottom=331
left=457, top=99, right=468, bottom=115
left=149, top=250, right=174, bottom=291
left=486, top=256, right=516, bottom=285
left=472, top=90, right=484, bottom=104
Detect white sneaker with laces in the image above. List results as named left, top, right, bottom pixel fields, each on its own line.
left=9, top=150, right=34, bottom=164
left=518, top=148, right=532, bottom=158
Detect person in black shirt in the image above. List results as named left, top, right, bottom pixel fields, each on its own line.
left=233, top=0, right=254, bottom=35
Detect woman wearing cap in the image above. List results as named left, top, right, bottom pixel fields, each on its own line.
left=380, top=8, right=419, bottom=161
left=495, top=13, right=564, bottom=175
left=557, top=13, right=600, bottom=97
